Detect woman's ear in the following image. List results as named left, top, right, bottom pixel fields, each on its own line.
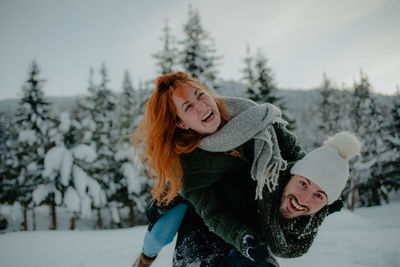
left=176, top=121, right=189, bottom=130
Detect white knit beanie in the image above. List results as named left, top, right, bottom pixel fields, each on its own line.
left=290, top=131, right=361, bottom=204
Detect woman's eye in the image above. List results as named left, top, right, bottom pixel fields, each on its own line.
left=300, top=181, right=306, bottom=187
left=185, top=104, right=192, bottom=112
left=317, top=194, right=323, bottom=200
left=199, top=92, right=205, bottom=98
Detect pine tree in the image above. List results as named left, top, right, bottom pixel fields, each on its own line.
left=374, top=88, right=400, bottom=202
left=13, top=61, right=51, bottom=230
left=243, top=48, right=294, bottom=129
left=36, top=111, right=103, bottom=230
left=0, top=112, right=17, bottom=204
left=242, top=45, right=258, bottom=101
left=34, top=111, right=75, bottom=230
left=253, top=49, right=281, bottom=104
left=345, top=71, right=390, bottom=208
left=76, top=63, right=116, bottom=228
left=110, top=71, right=150, bottom=227
left=92, top=63, right=117, bottom=228
left=181, top=6, right=220, bottom=91
left=315, top=74, right=348, bottom=145
left=153, top=19, right=179, bottom=75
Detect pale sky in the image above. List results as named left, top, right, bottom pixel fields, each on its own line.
left=0, top=0, right=399, bottom=100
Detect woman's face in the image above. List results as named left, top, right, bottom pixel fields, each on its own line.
left=172, top=85, right=221, bottom=135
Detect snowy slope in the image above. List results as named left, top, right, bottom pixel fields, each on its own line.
left=1, top=201, right=399, bottom=267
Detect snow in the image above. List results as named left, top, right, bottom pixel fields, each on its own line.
left=110, top=202, right=121, bottom=224
left=64, top=188, right=80, bottom=213
left=10, top=202, right=22, bottom=223
left=17, top=129, right=37, bottom=146
left=72, top=166, right=106, bottom=214
left=72, top=144, right=97, bottom=163
left=81, top=194, right=92, bottom=219
left=122, top=162, right=142, bottom=195
left=26, top=161, right=37, bottom=172
left=87, top=177, right=106, bottom=208
left=32, top=184, right=63, bottom=206
left=32, top=184, right=52, bottom=205
left=59, top=112, right=71, bottom=133
left=1, top=201, right=399, bottom=267
left=73, top=166, right=89, bottom=197
left=43, top=146, right=73, bottom=186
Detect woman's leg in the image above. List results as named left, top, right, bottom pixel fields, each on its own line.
left=142, top=203, right=188, bottom=257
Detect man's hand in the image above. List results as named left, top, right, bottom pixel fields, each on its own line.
left=240, top=234, right=270, bottom=263
left=328, top=198, right=344, bottom=215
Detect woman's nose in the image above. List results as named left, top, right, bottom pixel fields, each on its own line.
left=195, top=101, right=207, bottom=112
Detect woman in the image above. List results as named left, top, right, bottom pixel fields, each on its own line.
left=132, top=72, right=313, bottom=267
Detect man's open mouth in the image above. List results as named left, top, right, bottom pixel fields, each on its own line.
left=288, top=196, right=306, bottom=212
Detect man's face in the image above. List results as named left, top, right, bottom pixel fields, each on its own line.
left=280, top=175, right=328, bottom=219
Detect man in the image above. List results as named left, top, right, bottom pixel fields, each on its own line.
left=134, top=130, right=360, bottom=267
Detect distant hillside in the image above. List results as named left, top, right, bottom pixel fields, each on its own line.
left=217, top=80, right=322, bottom=117
left=0, top=81, right=392, bottom=124
left=0, top=80, right=394, bottom=154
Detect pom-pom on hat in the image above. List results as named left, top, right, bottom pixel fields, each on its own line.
left=290, top=131, right=361, bottom=204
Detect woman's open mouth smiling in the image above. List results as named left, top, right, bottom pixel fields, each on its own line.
left=201, top=110, right=214, bottom=122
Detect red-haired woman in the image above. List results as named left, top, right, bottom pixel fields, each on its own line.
left=131, top=72, right=309, bottom=267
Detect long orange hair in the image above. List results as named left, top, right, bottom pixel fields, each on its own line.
left=132, top=72, right=229, bottom=205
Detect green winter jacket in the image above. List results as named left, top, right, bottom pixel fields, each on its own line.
left=180, top=123, right=328, bottom=258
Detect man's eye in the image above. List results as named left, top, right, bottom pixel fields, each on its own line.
left=317, top=194, right=323, bottom=200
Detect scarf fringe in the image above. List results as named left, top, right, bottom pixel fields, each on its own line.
left=199, top=97, right=288, bottom=200
left=254, top=157, right=288, bottom=200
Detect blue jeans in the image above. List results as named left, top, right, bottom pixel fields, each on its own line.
left=218, top=248, right=277, bottom=267
left=142, top=203, right=188, bottom=257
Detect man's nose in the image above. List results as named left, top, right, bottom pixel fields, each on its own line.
left=297, top=190, right=312, bottom=205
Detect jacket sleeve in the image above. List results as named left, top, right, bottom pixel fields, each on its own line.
left=181, top=174, right=259, bottom=252
left=273, top=123, right=306, bottom=162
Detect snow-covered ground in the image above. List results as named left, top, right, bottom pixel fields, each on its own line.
left=1, top=201, right=400, bottom=267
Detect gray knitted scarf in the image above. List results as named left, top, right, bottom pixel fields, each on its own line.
left=198, top=96, right=288, bottom=200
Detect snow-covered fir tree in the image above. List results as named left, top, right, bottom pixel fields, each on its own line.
left=115, top=71, right=142, bottom=137
left=315, top=74, right=350, bottom=145
left=0, top=112, right=17, bottom=205
left=243, top=48, right=294, bottom=129
left=76, top=63, right=117, bottom=228
left=34, top=111, right=104, bottom=230
left=153, top=19, right=179, bottom=75
left=244, top=48, right=279, bottom=103
left=111, top=71, right=150, bottom=227
left=181, top=6, right=220, bottom=91
left=242, top=45, right=257, bottom=101
left=346, top=71, right=390, bottom=208
left=0, top=112, right=35, bottom=230
left=9, top=61, right=52, bottom=230
left=373, top=88, right=400, bottom=202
